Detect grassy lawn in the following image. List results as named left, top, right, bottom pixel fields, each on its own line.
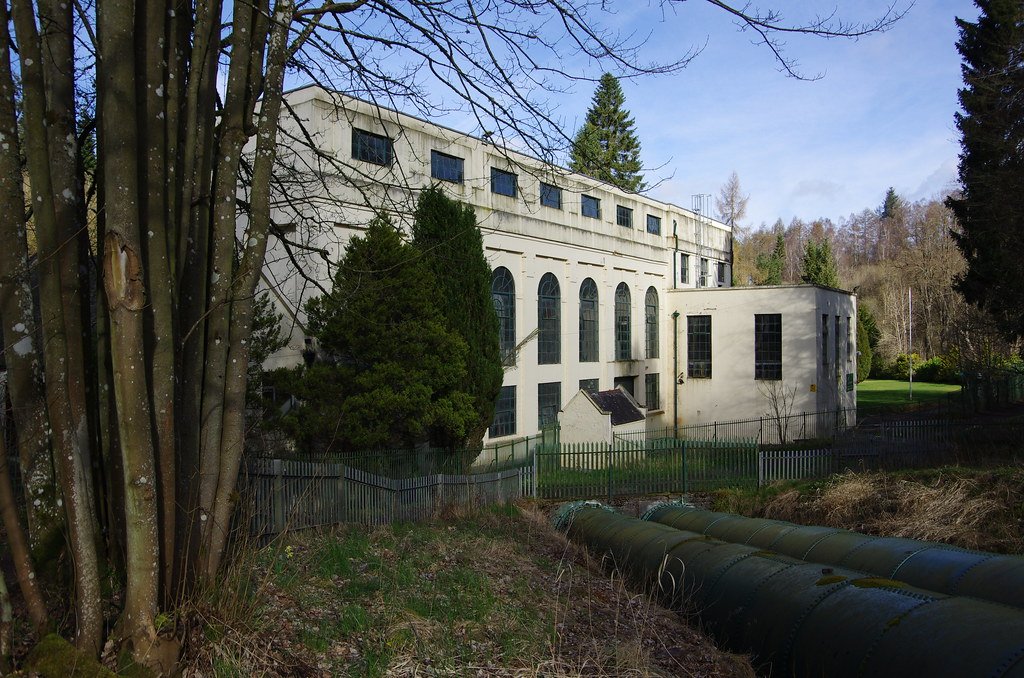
left=857, top=379, right=961, bottom=413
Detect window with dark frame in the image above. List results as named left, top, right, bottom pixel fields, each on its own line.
left=490, top=167, right=517, bottom=197
left=537, top=273, right=561, bottom=365
left=579, top=378, right=599, bottom=394
left=699, top=258, right=709, bottom=287
left=430, top=150, right=464, bottom=183
left=615, top=283, right=631, bottom=360
left=679, top=253, right=690, bottom=284
left=351, top=127, right=392, bottom=165
left=613, top=376, right=636, bottom=397
left=645, top=287, right=659, bottom=359
left=537, top=382, right=561, bottom=429
left=755, top=313, right=783, bottom=380
left=687, top=315, right=712, bottom=378
left=821, top=313, right=829, bottom=369
left=581, top=194, right=601, bottom=219
left=540, top=182, right=562, bottom=209
left=492, top=267, right=516, bottom=363
left=646, top=214, right=661, bottom=235
left=489, top=385, right=516, bottom=438
left=847, top=316, right=853, bottom=364
left=645, top=374, right=660, bottom=410
left=579, top=278, right=599, bottom=362
left=716, top=262, right=726, bottom=285
left=835, top=315, right=842, bottom=382
left=616, top=205, right=633, bottom=229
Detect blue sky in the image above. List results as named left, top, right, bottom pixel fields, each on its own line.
left=553, top=1, right=978, bottom=228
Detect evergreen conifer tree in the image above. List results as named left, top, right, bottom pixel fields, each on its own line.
left=411, top=187, right=503, bottom=446
left=570, top=73, right=645, bottom=192
left=946, top=0, right=1024, bottom=340
left=282, top=216, right=476, bottom=452
left=756, top=233, right=786, bottom=285
left=800, top=239, right=840, bottom=288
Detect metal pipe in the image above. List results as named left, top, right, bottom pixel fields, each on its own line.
left=557, top=502, right=1024, bottom=678
left=644, top=503, right=1024, bottom=610
left=672, top=311, right=680, bottom=437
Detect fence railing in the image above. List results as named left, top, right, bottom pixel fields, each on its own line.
left=618, top=408, right=857, bottom=446
left=242, top=458, right=525, bottom=536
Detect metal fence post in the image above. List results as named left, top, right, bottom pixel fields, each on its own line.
left=272, top=458, right=284, bottom=535
left=532, top=445, right=539, bottom=499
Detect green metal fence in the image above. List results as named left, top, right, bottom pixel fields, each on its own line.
left=534, top=438, right=758, bottom=501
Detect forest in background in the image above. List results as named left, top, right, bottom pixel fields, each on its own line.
left=728, top=186, right=1021, bottom=381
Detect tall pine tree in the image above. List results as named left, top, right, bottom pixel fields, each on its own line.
left=570, top=73, right=645, bottom=192
left=947, top=0, right=1024, bottom=340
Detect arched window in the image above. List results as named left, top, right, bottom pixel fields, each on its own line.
left=492, top=267, right=515, bottom=361
left=615, top=283, right=631, bottom=360
left=579, top=278, right=599, bottom=362
left=537, top=273, right=560, bottom=364
left=645, top=287, right=659, bottom=359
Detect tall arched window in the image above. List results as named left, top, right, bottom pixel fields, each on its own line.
left=645, top=287, right=659, bottom=359
left=579, top=278, right=599, bottom=362
left=615, top=283, right=631, bottom=360
left=492, top=267, right=515, bottom=361
left=537, top=273, right=560, bottom=364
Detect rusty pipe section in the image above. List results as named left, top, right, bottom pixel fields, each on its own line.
left=555, top=502, right=1024, bottom=678
left=643, top=502, right=1024, bottom=610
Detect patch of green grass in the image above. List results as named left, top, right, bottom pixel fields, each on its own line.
left=857, top=379, right=961, bottom=413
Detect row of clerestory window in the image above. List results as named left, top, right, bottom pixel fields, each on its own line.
left=351, top=127, right=665, bottom=235
left=492, top=267, right=660, bottom=366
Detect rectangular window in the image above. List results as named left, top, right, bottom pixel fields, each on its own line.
left=847, top=316, right=853, bottom=363
left=351, top=128, right=392, bottom=165
left=822, top=314, right=830, bottom=370
left=687, top=315, right=712, bottom=378
left=716, top=262, right=726, bottom=285
left=579, top=378, right=600, bottom=394
left=430, top=150, right=464, bottom=183
left=540, top=182, right=562, bottom=209
left=679, top=253, right=690, bottom=284
left=616, top=205, right=633, bottom=229
left=646, top=214, right=661, bottom=235
left=538, top=382, right=561, bottom=429
left=491, top=167, right=517, bottom=197
left=489, top=385, right=516, bottom=438
left=581, top=194, right=601, bottom=219
left=699, top=258, right=709, bottom=287
left=835, top=315, right=842, bottom=382
left=645, top=374, right=660, bottom=410
left=613, top=376, right=636, bottom=397
left=755, top=314, right=783, bottom=380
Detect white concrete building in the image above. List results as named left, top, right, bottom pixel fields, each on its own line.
left=260, top=86, right=855, bottom=445
left=669, top=284, right=857, bottom=438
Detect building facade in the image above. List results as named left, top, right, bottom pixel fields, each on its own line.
left=262, top=86, right=735, bottom=442
left=669, top=285, right=857, bottom=437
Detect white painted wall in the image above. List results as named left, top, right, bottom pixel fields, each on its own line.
left=668, top=285, right=857, bottom=433
left=257, top=86, right=735, bottom=443
left=558, top=390, right=614, bottom=445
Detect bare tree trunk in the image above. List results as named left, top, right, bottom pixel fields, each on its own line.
left=0, top=0, right=58, bottom=551
left=206, top=0, right=292, bottom=575
left=176, top=0, right=221, bottom=591
left=0, top=567, right=10, bottom=673
left=0, top=431, right=47, bottom=633
left=196, top=0, right=260, bottom=569
left=97, top=0, right=160, bottom=661
left=138, top=0, right=178, bottom=599
left=11, top=0, right=102, bottom=653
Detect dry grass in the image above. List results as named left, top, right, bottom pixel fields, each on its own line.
left=176, top=502, right=754, bottom=677
left=748, top=467, right=1024, bottom=553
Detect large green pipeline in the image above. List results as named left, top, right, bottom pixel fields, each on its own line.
left=555, top=502, right=1024, bottom=678
left=643, top=503, right=1024, bottom=609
